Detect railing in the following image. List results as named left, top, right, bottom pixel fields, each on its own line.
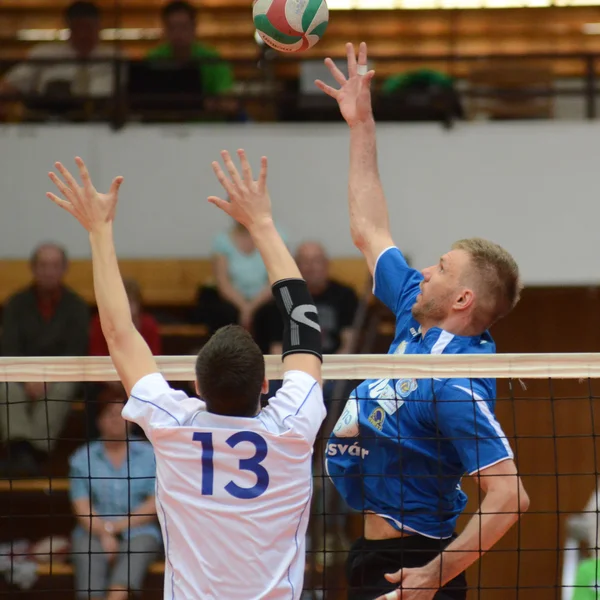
left=0, top=53, right=599, bottom=127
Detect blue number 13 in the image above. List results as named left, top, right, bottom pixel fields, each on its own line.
left=192, top=431, right=270, bottom=500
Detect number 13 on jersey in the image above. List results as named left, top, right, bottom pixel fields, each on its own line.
left=193, top=431, right=270, bottom=500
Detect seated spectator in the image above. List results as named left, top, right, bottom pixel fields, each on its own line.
left=89, top=278, right=161, bottom=356
left=0, top=243, right=89, bottom=476
left=69, top=400, right=161, bottom=600
left=0, top=2, right=118, bottom=104
left=147, top=1, right=237, bottom=115
left=192, top=221, right=274, bottom=333
left=254, top=240, right=359, bottom=364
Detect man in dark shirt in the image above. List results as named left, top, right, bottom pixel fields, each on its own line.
left=254, top=241, right=359, bottom=361
left=0, top=242, right=89, bottom=475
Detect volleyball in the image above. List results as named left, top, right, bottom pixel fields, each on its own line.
left=253, top=0, right=329, bottom=53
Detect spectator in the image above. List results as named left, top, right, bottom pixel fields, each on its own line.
left=254, top=240, right=359, bottom=362
left=192, top=221, right=274, bottom=333
left=147, top=0, right=236, bottom=114
left=0, top=2, right=118, bottom=102
left=0, top=242, right=89, bottom=476
left=69, top=400, right=161, bottom=600
left=89, top=278, right=161, bottom=356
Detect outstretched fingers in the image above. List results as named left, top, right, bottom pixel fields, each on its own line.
left=357, top=41, right=368, bottom=73
left=325, top=57, right=347, bottom=85
left=237, top=149, right=254, bottom=186
left=207, top=194, right=232, bottom=216
left=221, top=150, right=244, bottom=189
left=75, top=156, right=94, bottom=192
left=314, top=79, right=338, bottom=98
left=46, top=190, right=75, bottom=216
left=108, top=176, right=124, bottom=197
left=211, top=159, right=236, bottom=198
left=47, top=171, right=75, bottom=203
left=346, top=42, right=357, bottom=77
left=54, top=162, right=80, bottom=195
left=258, top=156, right=268, bottom=192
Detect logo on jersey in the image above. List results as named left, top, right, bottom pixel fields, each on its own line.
left=395, top=378, right=418, bottom=398
left=394, top=341, right=408, bottom=355
left=367, top=379, right=405, bottom=415
left=332, top=397, right=359, bottom=438
left=368, top=407, right=385, bottom=430
left=368, top=378, right=396, bottom=400
left=326, top=442, right=369, bottom=458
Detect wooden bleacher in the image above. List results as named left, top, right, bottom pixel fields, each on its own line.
left=0, top=256, right=372, bottom=354
left=2, top=0, right=600, bottom=80
left=0, top=257, right=370, bottom=307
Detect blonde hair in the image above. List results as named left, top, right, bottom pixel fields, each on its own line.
left=452, top=237, right=522, bottom=326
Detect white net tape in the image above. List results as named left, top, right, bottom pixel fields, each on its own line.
left=0, top=353, right=598, bottom=381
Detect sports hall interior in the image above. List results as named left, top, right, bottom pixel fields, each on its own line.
left=1, top=0, right=600, bottom=598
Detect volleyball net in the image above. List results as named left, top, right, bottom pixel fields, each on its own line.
left=0, top=353, right=598, bottom=600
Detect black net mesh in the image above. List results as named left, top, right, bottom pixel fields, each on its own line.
left=0, top=372, right=597, bottom=600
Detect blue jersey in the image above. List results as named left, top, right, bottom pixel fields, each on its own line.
left=325, top=247, right=513, bottom=539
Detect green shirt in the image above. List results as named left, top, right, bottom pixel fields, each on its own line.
left=574, top=558, right=600, bottom=599
left=382, top=69, right=454, bottom=95
left=146, top=42, right=234, bottom=95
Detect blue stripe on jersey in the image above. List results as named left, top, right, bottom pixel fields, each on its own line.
left=325, top=247, right=513, bottom=539
left=287, top=478, right=313, bottom=599
left=282, top=381, right=318, bottom=428
left=156, top=481, right=176, bottom=599
left=130, top=395, right=182, bottom=426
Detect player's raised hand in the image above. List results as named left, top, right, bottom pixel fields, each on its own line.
left=47, top=157, right=123, bottom=233
left=373, top=567, right=437, bottom=600
left=315, top=42, right=375, bottom=128
left=208, top=149, right=272, bottom=231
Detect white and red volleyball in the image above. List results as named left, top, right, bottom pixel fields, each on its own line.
left=253, top=0, right=329, bottom=53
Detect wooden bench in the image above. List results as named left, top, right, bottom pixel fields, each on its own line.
left=0, top=257, right=370, bottom=307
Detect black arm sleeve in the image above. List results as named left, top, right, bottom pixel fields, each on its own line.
left=271, top=278, right=322, bottom=362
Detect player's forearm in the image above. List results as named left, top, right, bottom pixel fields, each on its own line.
left=337, top=327, right=354, bottom=354
left=216, top=278, right=249, bottom=311
left=249, top=284, right=273, bottom=311
left=89, top=224, right=136, bottom=343
left=72, top=500, right=106, bottom=536
left=247, top=220, right=302, bottom=284
left=348, top=120, right=391, bottom=250
left=113, top=496, right=156, bottom=533
left=424, top=487, right=527, bottom=586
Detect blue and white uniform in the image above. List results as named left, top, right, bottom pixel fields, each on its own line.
left=326, top=247, right=513, bottom=539
left=123, top=370, right=325, bottom=599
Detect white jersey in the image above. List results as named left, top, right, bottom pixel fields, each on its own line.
left=122, top=370, right=325, bottom=600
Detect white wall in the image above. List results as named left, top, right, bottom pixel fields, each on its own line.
left=0, top=121, right=599, bottom=285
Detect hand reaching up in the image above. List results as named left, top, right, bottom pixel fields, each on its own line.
left=315, top=42, right=376, bottom=128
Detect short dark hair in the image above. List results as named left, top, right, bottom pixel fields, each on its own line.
left=195, top=325, right=265, bottom=417
left=161, top=1, right=197, bottom=22
left=30, top=242, right=68, bottom=268
left=65, top=1, right=100, bottom=22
